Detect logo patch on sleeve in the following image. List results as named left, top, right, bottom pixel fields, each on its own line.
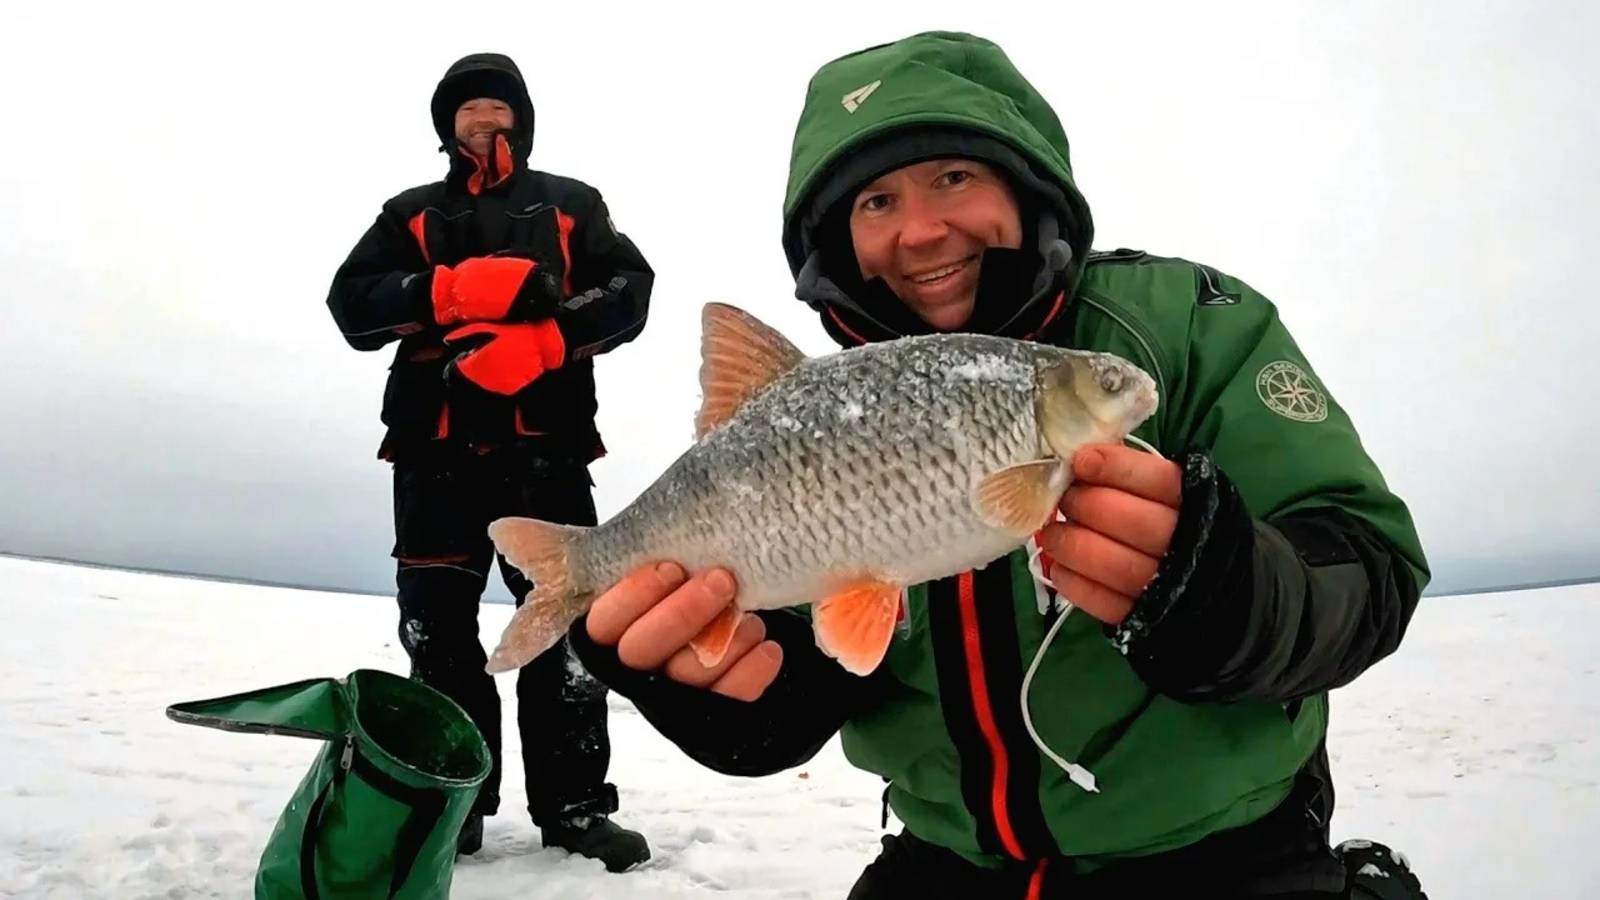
left=1256, top=361, right=1328, bottom=422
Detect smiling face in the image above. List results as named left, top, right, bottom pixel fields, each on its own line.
left=454, top=97, right=515, bottom=156
left=847, top=158, right=1024, bottom=331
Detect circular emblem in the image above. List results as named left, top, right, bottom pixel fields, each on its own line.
left=1255, top=361, right=1328, bottom=422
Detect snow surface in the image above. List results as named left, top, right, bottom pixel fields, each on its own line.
left=1, top=555, right=1596, bottom=898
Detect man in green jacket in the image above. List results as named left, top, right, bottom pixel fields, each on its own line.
left=566, top=32, right=1429, bottom=898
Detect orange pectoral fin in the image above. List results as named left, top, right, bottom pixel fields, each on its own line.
left=812, top=580, right=902, bottom=676
left=688, top=603, right=744, bottom=668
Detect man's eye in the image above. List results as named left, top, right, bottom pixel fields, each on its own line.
left=859, top=194, right=891, bottom=212
left=941, top=170, right=971, bottom=186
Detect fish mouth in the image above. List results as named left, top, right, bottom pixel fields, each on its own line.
left=1129, top=373, right=1160, bottom=419
left=1115, top=372, right=1161, bottom=435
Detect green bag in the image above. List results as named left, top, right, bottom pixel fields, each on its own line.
left=168, top=669, right=491, bottom=900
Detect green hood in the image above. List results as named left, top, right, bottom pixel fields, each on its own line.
left=781, top=32, right=1095, bottom=341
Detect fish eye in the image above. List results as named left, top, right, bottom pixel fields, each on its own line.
left=1098, top=368, right=1125, bottom=394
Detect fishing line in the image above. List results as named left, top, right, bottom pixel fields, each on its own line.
left=1020, top=433, right=1162, bottom=794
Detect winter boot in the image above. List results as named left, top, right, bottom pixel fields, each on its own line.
left=1337, top=839, right=1427, bottom=899
left=541, top=814, right=651, bottom=873
left=456, top=812, right=484, bottom=856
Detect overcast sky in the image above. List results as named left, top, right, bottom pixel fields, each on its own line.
left=1, top=1, right=1595, bottom=600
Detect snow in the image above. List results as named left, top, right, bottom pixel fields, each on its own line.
left=2, top=554, right=1596, bottom=898
left=947, top=353, right=1029, bottom=383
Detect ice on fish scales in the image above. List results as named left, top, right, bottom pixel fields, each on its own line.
left=486, top=302, right=1158, bottom=676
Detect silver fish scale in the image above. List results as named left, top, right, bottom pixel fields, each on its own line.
left=581, top=334, right=1067, bottom=609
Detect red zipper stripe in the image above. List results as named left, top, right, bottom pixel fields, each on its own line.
left=1025, top=857, right=1049, bottom=899
left=1022, top=291, right=1066, bottom=341
left=957, top=570, right=1025, bottom=860
left=407, top=210, right=431, bottom=265
left=825, top=307, right=871, bottom=346
left=556, top=210, right=577, bottom=297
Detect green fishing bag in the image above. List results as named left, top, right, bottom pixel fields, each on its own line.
left=168, top=669, right=490, bottom=899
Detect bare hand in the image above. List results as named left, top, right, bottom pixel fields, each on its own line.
left=1038, top=444, right=1183, bottom=625
left=586, top=563, right=782, bottom=701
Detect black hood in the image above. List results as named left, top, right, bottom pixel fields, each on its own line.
left=430, top=53, right=536, bottom=162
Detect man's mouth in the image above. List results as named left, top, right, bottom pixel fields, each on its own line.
left=907, top=256, right=976, bottom=285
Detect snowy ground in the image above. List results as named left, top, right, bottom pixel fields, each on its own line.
left=1, top=555, right=1595, bottom=898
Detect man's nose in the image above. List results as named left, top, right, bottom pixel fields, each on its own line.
left=896, top=194, right=948, bottom=250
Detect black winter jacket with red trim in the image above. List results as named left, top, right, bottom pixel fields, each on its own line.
left=327, top=156, right=654, bottom=460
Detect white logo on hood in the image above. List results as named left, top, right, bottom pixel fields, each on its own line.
left=841, top=80, right=882, bottom=114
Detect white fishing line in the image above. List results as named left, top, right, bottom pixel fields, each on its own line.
left=1123, top=433, right=1159, bottom=456
left=1020, top=598, right=1099, bottom=792
left=1020, top=434, right=1162, bottom=794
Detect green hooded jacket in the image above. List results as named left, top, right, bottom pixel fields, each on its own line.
left=571, top=30, right=1428, bottom=881
left=774, top=31, right=1429, bottom=871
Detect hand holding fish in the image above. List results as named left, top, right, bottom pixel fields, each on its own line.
left=1038, top=445, right=1183, bottom=625
left=585, top=562, right=784, bottom=701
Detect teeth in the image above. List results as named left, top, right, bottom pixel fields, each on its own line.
left=911, top=260, right=967, bottom=283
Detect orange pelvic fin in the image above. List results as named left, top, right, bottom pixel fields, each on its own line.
left=812, top=579, right=902, bottom=676
left=688, top=602, right=745, bottom=668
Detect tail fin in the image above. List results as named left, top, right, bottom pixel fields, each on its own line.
left=485, top=517, right=594, bottom=674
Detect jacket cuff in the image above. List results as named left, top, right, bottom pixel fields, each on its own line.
left=1110, top=450, right=1255, bottom=699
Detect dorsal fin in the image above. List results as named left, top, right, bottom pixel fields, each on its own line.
left=696, top=303, right=807, bottom=438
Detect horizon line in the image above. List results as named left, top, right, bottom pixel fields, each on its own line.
left=4, top=550, right=1595, bottom=602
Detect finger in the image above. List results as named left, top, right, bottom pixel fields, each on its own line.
left=1049, top=564, right=1136, bottom=626
left=443, top=323, right=497, bottom=345
left=1072, top=444, right=1182, bottom=508
left=1039, top=521, right=1160, bottom=598
left=617, top=568, right=739, bottom=671
left=586, top=561, right=688, bottom=646
left=662, top=613, right=769, bottom=689
left=1059, top=485, right=1179, bottom=558
left=709, top=641, right=784, bottom=702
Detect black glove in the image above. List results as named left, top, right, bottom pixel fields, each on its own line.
left=1110, top=450, right=1255, bottom=699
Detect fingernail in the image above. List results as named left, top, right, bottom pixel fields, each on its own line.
left=656, top=561, right=685, bottom=585
left=707, top=569, right=736, bottom=599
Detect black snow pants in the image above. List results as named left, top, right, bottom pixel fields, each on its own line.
left=390, top=443, right=618, bottom=824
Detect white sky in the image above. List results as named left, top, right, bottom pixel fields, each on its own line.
left=0, top=0, right=1595, bottom=598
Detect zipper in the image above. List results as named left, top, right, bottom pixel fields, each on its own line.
left=957, top=571, right=1026, bottom=861
left=1025, top=857, right=1050, bottom=900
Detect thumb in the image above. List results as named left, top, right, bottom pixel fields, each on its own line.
left=444, top=322, right=501, bottom=344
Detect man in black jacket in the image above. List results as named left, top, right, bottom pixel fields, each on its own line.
left=326, top=52, right=652, bottom=871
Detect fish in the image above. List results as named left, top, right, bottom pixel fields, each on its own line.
left=484, top=302, right=1159, bottom=676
